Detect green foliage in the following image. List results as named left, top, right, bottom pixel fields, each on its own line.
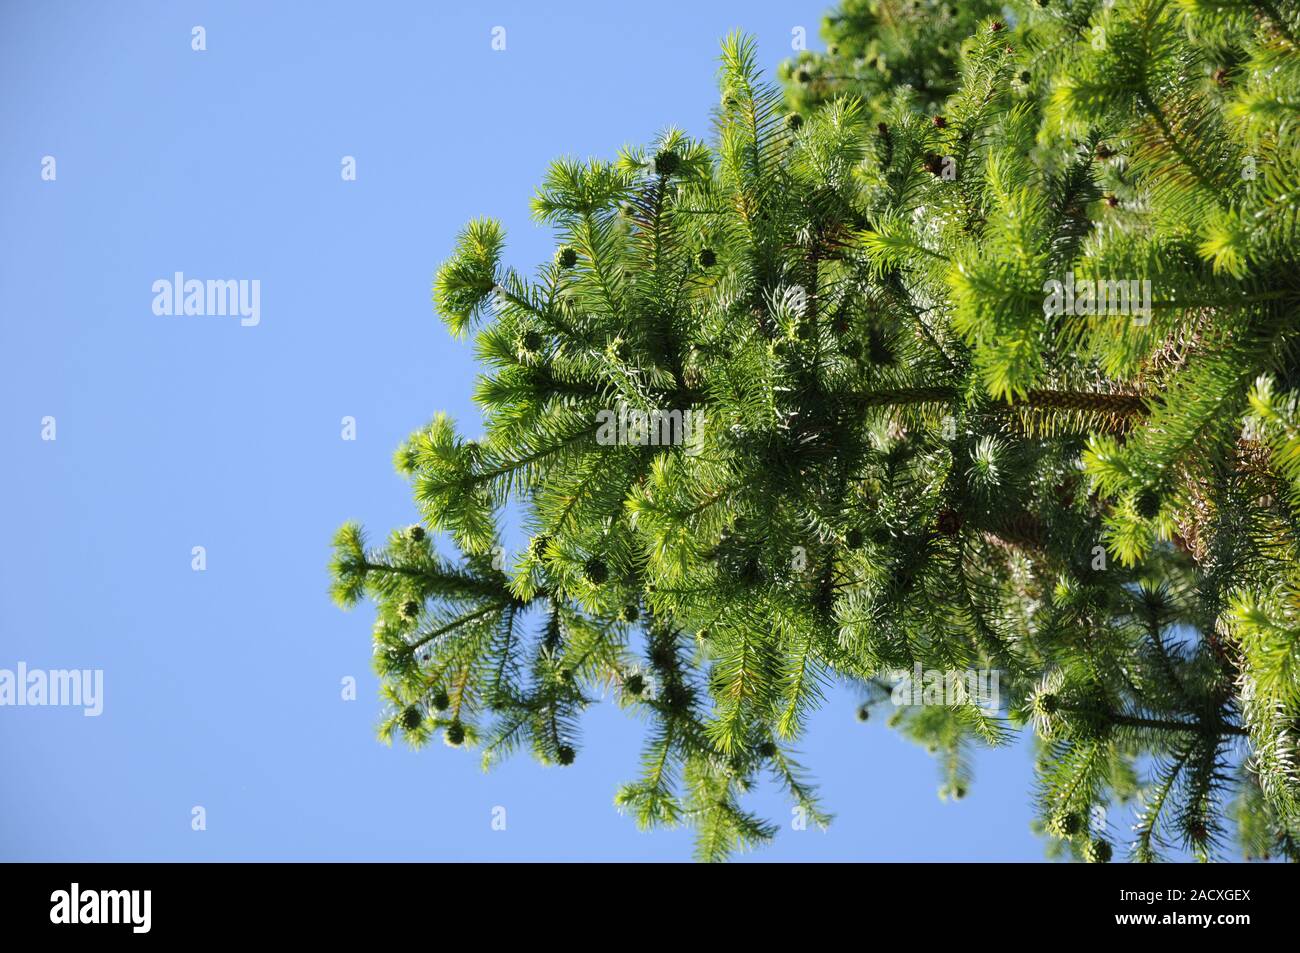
left=334, top=3, right=1300, bottom=860
left=779, top=0, right=1004, bottom=118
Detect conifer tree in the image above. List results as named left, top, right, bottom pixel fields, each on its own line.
left=333, top=1, right=1300, bottom=861
left=780, top=0, right=1003, bottom=117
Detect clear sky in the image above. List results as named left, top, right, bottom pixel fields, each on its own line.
left=1, top=0, right=1050, bottom=861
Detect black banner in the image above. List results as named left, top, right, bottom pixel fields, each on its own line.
left=1, top=861, right=1288, bottom=938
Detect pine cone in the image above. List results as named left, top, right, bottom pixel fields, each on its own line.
left=1084, top=838, right=1113, bottom=863
left=653, top=149, right=682, bottom=176
left=584, top=557, right=609, bottom=585
left=1136, top=489, right=1162, bottom=519
left=937, top=509, right=964, bottom=536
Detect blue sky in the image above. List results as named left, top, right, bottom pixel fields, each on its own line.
left=0, top=0, right=1050, bottom=861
